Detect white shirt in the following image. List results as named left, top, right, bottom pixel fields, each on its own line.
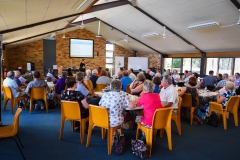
left=172, top=74, right=180, bottom=82
left=129, top=73, right=136, bottom=81
left=3, top=77, right=20, bottom=98
left=160, top=84, right=179, bottom=109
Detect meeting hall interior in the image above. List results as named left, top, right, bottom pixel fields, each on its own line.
left=1, top=0, right=240, bottom=160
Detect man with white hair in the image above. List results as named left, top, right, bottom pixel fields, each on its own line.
left=85, top=69, right=91, bottom=80
left=155, top=72, right=161, bottom=78
left=89, top=69, right=98, bottom=90
left=215, top=73, right=228, bottom=90
left=14, top=70, right=27, bottom=88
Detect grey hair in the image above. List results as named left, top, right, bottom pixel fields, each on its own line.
left=143, top=80, right=154, bottom=92
left=7, top=71, right=14, bottom=78
left=223, top=73, right=228, bottom=79
left=92, top=69, right=98, bottom=75
left=163, top=75, right=172, bottom=84
left=226, top=81, right=235, bottom=90
left=14, top=70, right=20, bottom=76
left=62, top=71, right=67, bottom=78
left=76, top=72, right=84, bottom=81
left=110, top=79, right=122, bottom=92
left=86, top=69, right=91, bottom=75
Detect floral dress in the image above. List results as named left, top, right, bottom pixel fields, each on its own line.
left=61, top=90, right=89, bottom=118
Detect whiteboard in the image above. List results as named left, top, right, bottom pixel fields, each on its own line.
left=128, top=57, right=148, bottom=71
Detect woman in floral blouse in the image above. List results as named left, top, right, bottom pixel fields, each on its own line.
left=216, top=81, right=235, bottom=108
left=99, top=79, right=135, bottom=127
left=61, top=77, right=89, bottom=119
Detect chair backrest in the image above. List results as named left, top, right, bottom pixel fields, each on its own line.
left=96, top=83, right=107, bottom=92
left=3, top=86, right=13, bottom=99
left=126, top=84, right=131, bottom=94
left=89, top=104, right=109, bottom=128
left=10, top=108, right=22, bottom=136
left=176, top=96, right=182, bottom=117
left=31, top=87, right=47, bottom=99
left=226, top=96, right=240, bottom=113
left=181, top=93, right=192, bottom=107
left=61, top=101, right=81, bottom=120
left=86, top=80, right=94, bottom=94
left=209, top=102, right=223, bottom=113
left=152, top=108, right=173, bottom=129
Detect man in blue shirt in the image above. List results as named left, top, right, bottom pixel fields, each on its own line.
left=75, top=72, right=90, bottom=97
left=202, top=70, right=217, bottom=91
left=121, top=71, right=132, bottom=92
left=13, top=70, right=27, bottom=88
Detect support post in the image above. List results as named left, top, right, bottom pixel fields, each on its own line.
left=200, top=52, right=206, bottom=77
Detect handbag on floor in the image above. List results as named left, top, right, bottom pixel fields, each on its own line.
left=206, top=113, right=218, bottom=127
left=113, top=131, right=125, bottom=155
left=131, top=139, right=149, bottom=159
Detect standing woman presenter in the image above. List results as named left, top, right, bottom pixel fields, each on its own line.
left=79, top=59, right=87, bottom=73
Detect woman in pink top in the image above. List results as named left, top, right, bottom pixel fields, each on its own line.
left=136, top=80, right=162, bottom=128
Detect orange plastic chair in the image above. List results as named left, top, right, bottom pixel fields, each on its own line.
left=95, top=83, right=107, bottom=92
left=181, top=93, right=196, bottom=125
left=126, top=84, right=131, bottom=94
left=171, top=96, right=182, bottom=135
left=29, top=87, right=48, bottom=114
left=0, top=108, right=25, bottom=159
left=86, top=104, right=122, bottom=155
left=136, top=108, right=173, bottom=157
left=3, top=86, right=27, bottom=114
left=209, top=96, right=239, bottom=130
left=86, top=79, right=94, bottom=94
left=59, top=101, right=89, bottom=143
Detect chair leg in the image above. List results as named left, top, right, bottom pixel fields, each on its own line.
left=44, top=99, right=48, bottom=113
left=101, top=128, right=106, bottom=139
left=190, top=107, right=195, bottom=125
left=29, top=100, right=33, bottom=114
left=11, top=137, right=26, bottom=160
left=16, top=134, right=24, bottom=148
left=223, top=112, right=227, bottom=130
left=11, top=99, right=15, bottom=114
left=165, top=128, right=172, bottom=150
left=153, top=129, right=157, bottom=141
left=80, top=120, right=86, bottom=144
left=59, top=118, right=65, bottom=140
left=146, top=129, right=153, bottom=157
left=108, top=126, right=119, bottom=155
left=176, top=119, right=181, bottom=135
left=3, top=98, right=8, bottom=111
left=86, top=122, right=94, bottom=147
left=136, top=123, right=139, bottom=140
left=70, top=120, right=75, bottom=132
left=233, top=112, right=238, bottom=126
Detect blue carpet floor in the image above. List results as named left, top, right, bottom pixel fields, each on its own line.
left=0, top=100, right=239, bottom=160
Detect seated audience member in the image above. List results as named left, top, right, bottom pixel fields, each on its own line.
left=96, top=70, right=112, bottom=86
left=162, top=69, right=167, bottom=77
left=149, top=69, right=155, bottom=77
left=3, top=71, right=27, bottom=107
left=202, top=70, right=217, bottom=91
left=234, top=73, right=240, bottom=87
left=85, top=69, right=91, bottom=80
left=75, top=72, right=91, bottom=97
left=90, top=69, right=98, bottom=90
left=144, top=69, right=152, bottom=80
left=160, top=75, right=179, bottom=115
left=153, top=76, right=161, bottom=93
left=178, top=77, right=199, bottom=107
left=118, top=67, right=124, bottom=79
left=61, top=77, right=89, bottom=131
left=155, top=72, right=161, bottom=78
left=215, top=73, right=228, bottom=90
left=99, top=79, right=135, bottom=127
left=55, top=71, right=67, bottom=95
left=172, top=69, right=180, bottom=83
left=135, top=80, right=162, bottom=128
left=120, top=71, right=132, bottom=92
left=139, top=69, right=144, bottom=74
left=47, top=68, right=56, bottom=82
left=46, top=77, right=55, bottom=89
left=217, top=73, right=223, bottom=83
left=97, top=67, right=102, bottom=77
left=25, top=71, right=50, bottom=110
left=19, top=72, right=27, bottom=85
left=130, top=73, right=146, bottom=96
left=67, top=68, right=73, bottom=77
left=14, top=70, right=27, bottom=88
left=105, top=68, right=111, bottom=78
left=184, top=70, right=191, bottom=87
left=192, top=72, right=200, bottom=89
left=128, top=68, right=136, bottom=81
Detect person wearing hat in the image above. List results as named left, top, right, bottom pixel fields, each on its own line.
left=3, top=71, right=27, bottom=98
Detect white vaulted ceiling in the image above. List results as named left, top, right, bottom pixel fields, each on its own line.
left=1, top=0, right=240, bottom=55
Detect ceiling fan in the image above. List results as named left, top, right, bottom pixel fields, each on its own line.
left=96, top=20, right=102, bottom=38
left=221, top=9, right=240, bottom=28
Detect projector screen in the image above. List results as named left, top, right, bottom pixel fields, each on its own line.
left=69, top=38, right=94, bottom=58
left=128, top=57, right=148, bottom=71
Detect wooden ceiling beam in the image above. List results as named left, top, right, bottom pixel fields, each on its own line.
left=230, top=0, right=240, bottom=9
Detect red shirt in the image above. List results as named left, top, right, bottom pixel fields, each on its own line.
left=137, top=93, right=162, bottom=126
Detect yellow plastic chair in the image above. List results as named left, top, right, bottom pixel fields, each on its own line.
left=86, top=104, right=122, bottom=155
left=86, top=79, right=94, bottom=95
left=95, top=83, right=107, bottom=92
left=3, top=86, right=27, bottom=114
left=126, top=84, right=131, bottom=94
left=209, top=96, right=239, bottom=130
left=0, top=108, right=25, bottom=159
left=181, top=93, right=196, bottom=125
left=59, top=101, right=89, bottom=143
left=136, top=108, right=173, bottom=157
left=29, top=87, right=48, bottom=114
left=171, top=96, right=182, bottom=135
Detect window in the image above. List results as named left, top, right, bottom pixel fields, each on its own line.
left=219, top=58, right=232, bottom=75
left=234, top=58, right=240, bottom=74
left=206, top=58, right=218, bottom=75
left=192, top=58, right=201, bottom=74
left=172, top=58, right=181, bottom=73
left=182, top=58, right=191, bottom=72
left=106, top=41, right=114, bottom=76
